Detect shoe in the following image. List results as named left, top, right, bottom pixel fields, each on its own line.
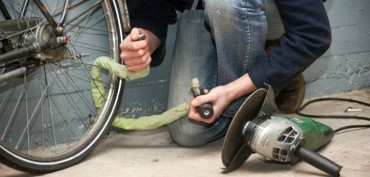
left=265, top=39, right=280, bottom=54
left=275, top=74, right=305, bottom=114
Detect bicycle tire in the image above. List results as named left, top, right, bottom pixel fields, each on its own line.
left=0, top=0, right=126, bottom=172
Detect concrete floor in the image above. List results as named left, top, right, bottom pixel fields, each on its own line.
left=1, top=89, right=370, bottom=177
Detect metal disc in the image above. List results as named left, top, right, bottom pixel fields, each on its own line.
left=221, top=88, right=267, bottom=169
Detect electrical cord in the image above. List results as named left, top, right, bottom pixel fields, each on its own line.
left=333, top=124, right=370, bottom=133
left=296, top=97, right=370, bottom=133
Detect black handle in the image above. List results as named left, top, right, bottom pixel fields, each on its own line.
left=191, top=86, right=214, bottom=119
left=295, top=145, right=342, bottom=177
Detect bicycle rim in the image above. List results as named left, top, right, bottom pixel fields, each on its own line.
left=0, top=0, right=125, bottom=172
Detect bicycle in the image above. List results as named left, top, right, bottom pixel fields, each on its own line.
left=0, top=0, right=129, bottom=172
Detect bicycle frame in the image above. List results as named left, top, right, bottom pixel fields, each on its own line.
left=1, top=0, right=68, bottom=33
left=0, top=0, right=68, bottom=62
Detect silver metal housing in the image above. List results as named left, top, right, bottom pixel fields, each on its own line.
left=244, top=116, right=303, bottom=162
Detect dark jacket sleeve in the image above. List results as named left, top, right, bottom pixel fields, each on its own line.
left=175, top=0, right=204, bottom=10
left=248, top=0, right=331, bottom=93
left=126, top=0, right=177, bottom=63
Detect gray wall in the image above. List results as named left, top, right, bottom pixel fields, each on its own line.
left=304, top=0, right=370, bottom=97
left=118, top=0, right=370, bottom=117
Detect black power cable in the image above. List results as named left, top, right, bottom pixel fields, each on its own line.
left=296, top=97, right=370, bottom=133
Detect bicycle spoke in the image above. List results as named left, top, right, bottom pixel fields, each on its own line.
left=0, top=80, right=14, bottom=114
left=14, top=66, right=82, bottom=152
left=64, top=70, right=95, bottom=113
left=53, top=67, right=92, bottom=128
left=44, top=66, right=83, bottom=140
left=40, top=69, right=47, bottom=155
left=64, top=1, right=103, bottom=27
left=66, top=7, right=109, bottom=51
left=1, top=82, right=27, bottom=141
left=15, top=72, right=53, bottom=150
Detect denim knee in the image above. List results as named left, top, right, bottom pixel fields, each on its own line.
left=168, top=117, right=231, bottom=147
left=168, top=120, right=210, bottom=147
left=170, top=130, right=209, bottom=147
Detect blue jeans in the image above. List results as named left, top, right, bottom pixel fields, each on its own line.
left=167, top=0, right=283, bottom=147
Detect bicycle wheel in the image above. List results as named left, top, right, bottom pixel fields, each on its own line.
left=0, top=0, right=126, bottom=172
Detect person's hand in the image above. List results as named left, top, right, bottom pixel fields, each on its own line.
left=188, top=86, right=232, bottom=124
left=188, top=74, right=258, bottom=124
left=120, top=28, right=161, bottom=71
